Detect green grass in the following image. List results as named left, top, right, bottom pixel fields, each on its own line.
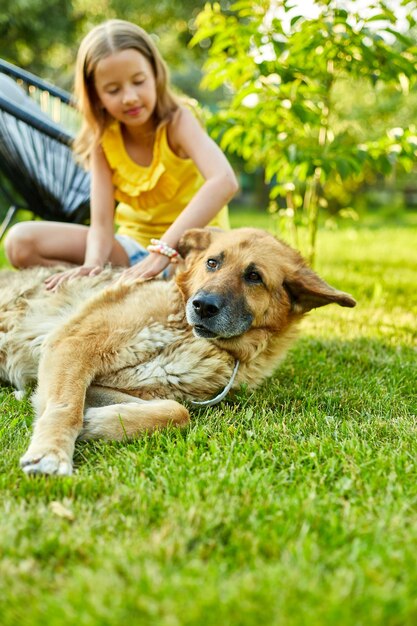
left=1, top=212, right=416, bottom=626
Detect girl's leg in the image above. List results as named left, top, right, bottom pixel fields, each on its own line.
left=4, top=221, right=129, bottom=268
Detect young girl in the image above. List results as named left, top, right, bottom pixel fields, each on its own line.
left=5, top=19, right=238, bottom=288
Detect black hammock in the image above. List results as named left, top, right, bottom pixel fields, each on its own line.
left=0, top=59, right=90, bottom=240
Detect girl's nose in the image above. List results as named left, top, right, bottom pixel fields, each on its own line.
left=122, top=88, right=138, bottom=104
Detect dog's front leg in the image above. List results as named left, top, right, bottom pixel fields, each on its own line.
left=20, top=335, right=102, bottom=476
left=19, top=283, right=147, bottom=475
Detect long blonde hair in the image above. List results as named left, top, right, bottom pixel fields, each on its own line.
left=73, top=19, right=180, bottom=166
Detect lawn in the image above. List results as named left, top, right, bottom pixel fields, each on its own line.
left=0, top=211, right=416, bottom=626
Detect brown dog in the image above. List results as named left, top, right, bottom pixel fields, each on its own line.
left=0, top=227, right=355, bottom=475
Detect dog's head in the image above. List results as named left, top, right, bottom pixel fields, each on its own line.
left=176, top=227, right=356, bottom=345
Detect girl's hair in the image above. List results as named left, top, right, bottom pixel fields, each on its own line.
left=73, top=19, right=180, bottom=165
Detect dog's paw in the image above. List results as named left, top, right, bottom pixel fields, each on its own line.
left=20, top=450, right=73, bottom=476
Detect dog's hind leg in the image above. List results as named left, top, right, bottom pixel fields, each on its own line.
left=80, top=399, right=190, bottom=441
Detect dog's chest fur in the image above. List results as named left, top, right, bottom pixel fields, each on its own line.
left=95, top=320, right=236, bottom=401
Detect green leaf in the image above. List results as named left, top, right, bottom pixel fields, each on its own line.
left=290, top=15, right=303, bottom=27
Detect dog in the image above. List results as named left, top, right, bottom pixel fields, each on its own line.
left=0, top=227, right=356, bottom=475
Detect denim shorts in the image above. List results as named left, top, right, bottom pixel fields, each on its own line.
left=115, top=233, right=172, bottom=279
left=115, top=234, right=148, bottom=267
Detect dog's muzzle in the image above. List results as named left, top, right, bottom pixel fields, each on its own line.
left=186, top=290, right=253, bottom=339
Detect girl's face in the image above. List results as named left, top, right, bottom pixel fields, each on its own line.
left=94, top=48, right=157, bottom=130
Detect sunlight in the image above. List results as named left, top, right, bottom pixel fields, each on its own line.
left=267, top=0, right=413, bottom=37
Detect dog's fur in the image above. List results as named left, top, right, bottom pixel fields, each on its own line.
left=0, top=227, right=356, bottom=475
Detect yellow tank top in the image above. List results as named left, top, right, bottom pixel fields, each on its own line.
left=101, top=120, right=230, bottom=247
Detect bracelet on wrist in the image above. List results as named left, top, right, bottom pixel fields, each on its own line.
left=147, top=239, right=179, bottom=263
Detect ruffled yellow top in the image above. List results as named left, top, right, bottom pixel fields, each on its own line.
left=101, top=120, right=230, bottom=248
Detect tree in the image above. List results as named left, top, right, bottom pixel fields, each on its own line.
left=0, top=0, right=208, bottom=91
left=0, top=1, right=84, bottom=77
left=192, top=0, right=417, bottom=262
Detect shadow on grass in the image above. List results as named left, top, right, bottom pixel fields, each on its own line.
left=232, top=336, right=416, bottom=418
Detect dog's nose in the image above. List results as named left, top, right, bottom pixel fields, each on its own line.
left=192, top=294, right=221, bottom=319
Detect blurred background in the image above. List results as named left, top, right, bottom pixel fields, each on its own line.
left=0, top=0, right=416, bottom=261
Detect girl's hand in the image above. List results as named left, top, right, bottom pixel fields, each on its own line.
left=116, top=252, right=170, bottom=285
left=44, top=265, right=104, bottom=291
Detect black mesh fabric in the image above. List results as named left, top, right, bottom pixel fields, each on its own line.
left=0, top=72, right=90, bottom=223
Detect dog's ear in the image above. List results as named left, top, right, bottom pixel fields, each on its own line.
left=177, top=227, right=223, bottom=259
left=177, top=228, right=212, bottom=259
left=284, top=266, right=356, bottom=313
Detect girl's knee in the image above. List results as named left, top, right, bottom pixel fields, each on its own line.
left=4, top=222, right=39, bottom=268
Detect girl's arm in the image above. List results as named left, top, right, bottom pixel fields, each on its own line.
left=84, top=145, right=117, bottom=267
left=120, top=108, right=238, bottom=282
left=162, top=107, right=239, bottom=247
left=45, top=146, right=116, bottom=290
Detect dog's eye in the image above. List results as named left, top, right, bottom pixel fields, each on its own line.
left=245, top=270, right=263, bottom=284
left=206, top=258, right=219, bottom=270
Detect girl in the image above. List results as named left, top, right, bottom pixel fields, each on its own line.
left=5, top=19, right=238, bottom=288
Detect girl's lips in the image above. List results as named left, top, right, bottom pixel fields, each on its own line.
left=125, top=106, right=142, bottom=116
